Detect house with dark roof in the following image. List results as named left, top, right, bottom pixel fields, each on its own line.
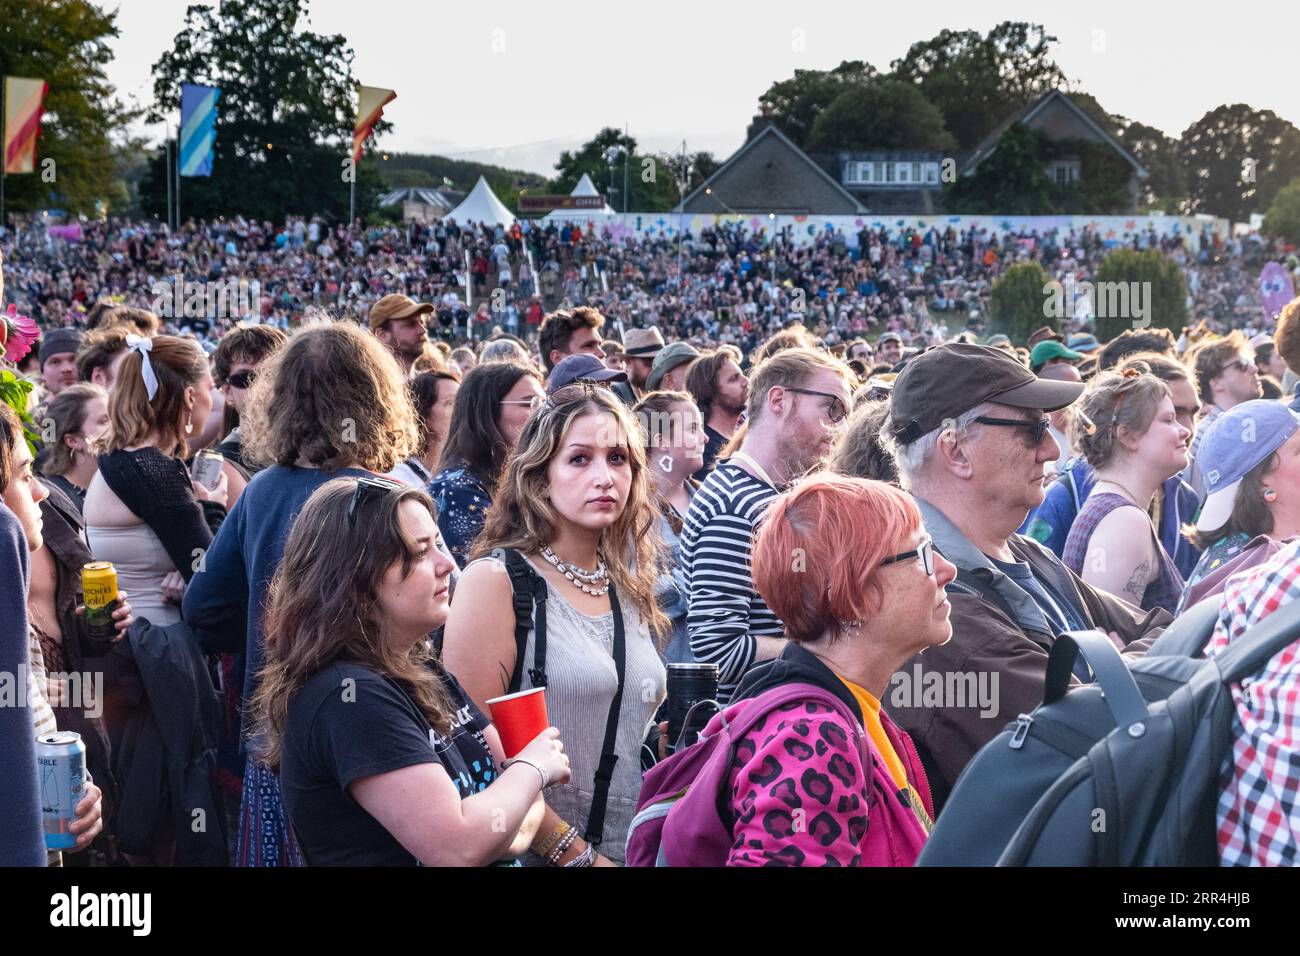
left=679, top=90, right=1147, bottom=216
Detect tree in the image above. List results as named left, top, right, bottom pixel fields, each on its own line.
left=756, top=60, right=877, bottom=148
left=989, top=262, right=1053, bottom=345
left=140, top=0, right=386, bottom=222
left=1179, top=104, right=1300, bottom=221
left=550, top=128, right=712, bottom=213
left=0, top=0, right=135, bottom=216
left=1115, top=119, right=1185, bottom=211
left=806, top=79, right=956, bottom=153
left=890, top=22, right=1068, bottom=151
left=1263, top=178, right=1300, bottom=246
left=946, top=124, right=1053, bottom=214
left=1093, top=248, right=1188, bottom=342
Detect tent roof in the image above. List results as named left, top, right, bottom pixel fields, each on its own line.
left=543, top=172, right=616, bottom=221
left=445, top=176, right=515, bottom=226
left=378, top=187, right=456, bottom=210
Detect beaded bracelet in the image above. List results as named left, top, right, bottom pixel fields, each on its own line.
left=545, top=827, right=579, bottom=866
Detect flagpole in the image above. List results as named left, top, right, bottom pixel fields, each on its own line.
left=165, top=137, right=173, bottom=230
left=175, top=124, right=182, bottom=230
left=1, top=78, right=7, bottom=231
left=350, top=163, right=355, bottom=226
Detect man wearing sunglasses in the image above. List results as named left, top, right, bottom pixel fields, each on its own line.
left=882, top=343, right=1171, bottom=810
left=1184, top=332, right=1262, bottom=500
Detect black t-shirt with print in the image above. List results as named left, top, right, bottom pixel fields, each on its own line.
left=280, top=660, right=497, bottom=866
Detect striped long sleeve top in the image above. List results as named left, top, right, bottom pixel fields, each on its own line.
left=680, top=461, right=784, bottom=702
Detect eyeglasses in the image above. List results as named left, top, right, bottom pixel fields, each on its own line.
left=880, top=535, right=935, bottom=576
left=974, top=415, right=1052, bottom=446
left=348, top=476, right=401, bottom=526
left=785, top=387, right=849, bottom=424
left=226, top=368, right=257, bottom=389
left=500, top=394, right=545, bottom=411
left=1223, top=358, right=1256, bottom=375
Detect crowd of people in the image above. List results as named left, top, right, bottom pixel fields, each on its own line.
left=0, top=210, right=1287, bottom=362
left=3, top=223, right=1300, bottom=868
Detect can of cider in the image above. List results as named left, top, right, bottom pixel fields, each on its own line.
left=81, top=561, right=119, bottom=655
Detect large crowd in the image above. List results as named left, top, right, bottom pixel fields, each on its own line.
left=2, top=218, right=1300, bottom=868
left=0, top=211, right=1285, bottom=358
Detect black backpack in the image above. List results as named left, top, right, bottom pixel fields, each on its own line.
left=917, top=596, right=1300, bottom=866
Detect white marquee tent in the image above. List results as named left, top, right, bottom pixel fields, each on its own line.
left=542, top=173, right=617, bottom=223
left=445, top=176, right=515, bottom=227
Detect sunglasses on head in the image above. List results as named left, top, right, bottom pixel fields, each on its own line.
left=347, top=476, right=402, bottom=526
left=226, top=368, right=258, bottom=389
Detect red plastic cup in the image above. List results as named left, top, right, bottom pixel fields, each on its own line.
left=486, top=687, right=549, bottom=758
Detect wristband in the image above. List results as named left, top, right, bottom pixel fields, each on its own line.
left=535, top=821, right=572, bottom=859
left=563, top=842, right=597, bottom=868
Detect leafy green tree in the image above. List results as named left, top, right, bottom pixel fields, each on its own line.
left=946, top=124, right=1053, bottom=214
left=1262, top=178, right=1300, bottom=245
left=988, top=262, right=1053, bottom=345
left=1093, top=248, right=1188, bottom=342
left=806, top=79, right=956, bottom=153
left=890, top=22, right=1067, bottom=151
left=0, top=0, right=135, bottom=216
left=550, top=128, right=712, bottom=213
left=1114, top=119, right=1184, bottom=211
left=140, top=0, right=386, bottom=222
left=756, top=60, right=877, bottom=148
left=1178, top=104, right=1300, bottom=221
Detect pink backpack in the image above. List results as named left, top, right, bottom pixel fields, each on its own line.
left=625, top=682, right=861, bottom=867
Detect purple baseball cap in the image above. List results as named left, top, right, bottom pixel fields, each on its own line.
left=1196, top=400, right=1300, bottom=532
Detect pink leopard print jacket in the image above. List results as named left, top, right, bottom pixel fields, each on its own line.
left=724, top=696, right=933, bottom=866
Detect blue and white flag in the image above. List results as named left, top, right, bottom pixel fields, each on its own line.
left=179, top=83, right=220, bottom=177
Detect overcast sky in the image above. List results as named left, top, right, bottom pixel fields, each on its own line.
left=105, top=0, right=1297, bottom=176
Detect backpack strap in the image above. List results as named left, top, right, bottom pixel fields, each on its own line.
left=502, top=549, right=549, bottom=693
left=1043, top=629, right=1149, bottom=730
left=584, top=581, right=627, bottom=847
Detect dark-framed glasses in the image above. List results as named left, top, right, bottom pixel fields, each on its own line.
left=348, top=476, right=401, bottom=526
left=974, top=415, right=1051, bottom=446
left=880, top=535, right=935, bottom=576
left=786, top=387, right=849, bottom=424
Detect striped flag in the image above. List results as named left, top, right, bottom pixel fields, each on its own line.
left=179, top=83, right=221, bottom=177
left=353, top=85, right=396, bottom=164
left=3, top=76, right=50, bottom=174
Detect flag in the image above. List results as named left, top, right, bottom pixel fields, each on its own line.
left=353, top=86, right=396, bottom=164
left=1259, top=261, right=1296, bottom=319
left=3, top=76, right=49, bottom=174
left=179, top=83, right=220, bottom=177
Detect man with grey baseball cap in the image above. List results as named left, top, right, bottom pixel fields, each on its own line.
left=880, top=343, right=1169, bottom=807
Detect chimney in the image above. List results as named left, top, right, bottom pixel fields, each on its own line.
left=746, top=112, right=775, bottom=142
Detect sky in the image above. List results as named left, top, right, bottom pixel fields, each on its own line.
left=104, top=0, right=1298, bottom=177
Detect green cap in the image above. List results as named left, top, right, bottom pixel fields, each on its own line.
left=1030, top=339, right=1084, bottom=372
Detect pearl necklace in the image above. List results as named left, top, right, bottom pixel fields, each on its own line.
left=541, top=546, right=610, bottom=596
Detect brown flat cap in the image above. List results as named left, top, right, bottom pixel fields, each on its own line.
left=368, top=293, right=434, bottom=331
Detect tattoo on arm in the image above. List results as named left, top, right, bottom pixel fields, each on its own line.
left=1124, top=560, right=1153, bottom=603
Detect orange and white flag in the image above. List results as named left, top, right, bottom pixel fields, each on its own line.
left=4, top=76, right=49, bottom=174
left=352, top=85, right=396, bottom=164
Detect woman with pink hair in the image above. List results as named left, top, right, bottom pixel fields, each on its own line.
left=724, top=474, right=957, bottom=866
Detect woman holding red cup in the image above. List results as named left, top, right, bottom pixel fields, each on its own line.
left=250, top=477, right=570, bottom=866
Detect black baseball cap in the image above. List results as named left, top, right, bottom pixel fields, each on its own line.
left=889, top=343, right=1084, bottom=445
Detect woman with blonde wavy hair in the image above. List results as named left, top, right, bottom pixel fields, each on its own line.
left=183, top=318, right=423, bottom=867
left=442, top=383, right=667, bottom=866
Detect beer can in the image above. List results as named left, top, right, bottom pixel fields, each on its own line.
left=192, top=449, right=224, bottom=490
left=38, top=731, right=86, bottom=850
left=81, top=561, right=118, bottom=655
left=666, top=662, right=720, bottom=753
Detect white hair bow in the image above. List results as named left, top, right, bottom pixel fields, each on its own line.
left=125, top=333, right=159, bottom=401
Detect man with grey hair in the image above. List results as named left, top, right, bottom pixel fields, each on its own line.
left=881, top=343, right=1169, bottom=808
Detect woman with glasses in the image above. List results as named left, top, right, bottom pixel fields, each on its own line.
left=719, top=474, right=955, bottom=866
left=252, top=477, right=570, bottom=866
left=1062, top=367, right=1191, bottom=613
left=430, top=362, right=544, bottom=565
left=182, top=320, right=421, bottom=866
left=38, top=383, right=111, bottom=514
left=441, top=383, right=668, bottom=865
